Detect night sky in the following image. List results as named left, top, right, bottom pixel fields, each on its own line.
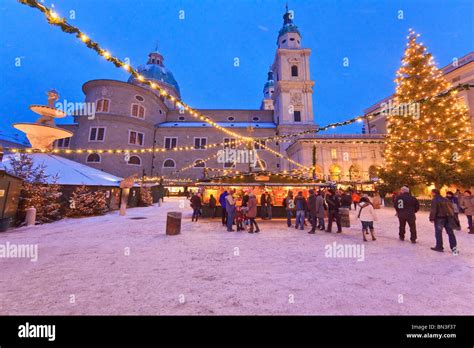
left=0, top=0, right=472, bottom=141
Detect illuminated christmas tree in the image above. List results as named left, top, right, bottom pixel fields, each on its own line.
left=138, top=182, right=153, bottom=206
left=67, top=185, right=108, bottom=217
left=8, top=153, right=62, bottom=224
left=381, top=29, right=473, bottom=189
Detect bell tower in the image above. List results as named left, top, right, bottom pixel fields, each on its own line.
left=272, top=5, right=316, bottom=129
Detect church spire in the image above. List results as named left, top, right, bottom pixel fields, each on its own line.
left=277, top=3, right=301, bottom=48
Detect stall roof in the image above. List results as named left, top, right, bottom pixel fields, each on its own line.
left=3, top=154, right=123, bottom=187
left=198, top=172, right=333, bottom=186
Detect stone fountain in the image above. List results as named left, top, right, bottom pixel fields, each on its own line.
left=14, top=90, right=73, bottom=150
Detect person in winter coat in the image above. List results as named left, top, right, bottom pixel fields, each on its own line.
left=325, top=189, right=342, bottom=233
left=246, top=192, right=260, bottom=233
left=429, top=189, right=458, bottom=254
left=225, top=190, right=236, bottom=232
left=460, top=190, right=474, bottom=233
left=351, top=192, right=361, bottom=210
left=394, top=186, right=420, bottom=243
left=340, top=192, right=352, bottom=210
left=209, top=194, right=217, bottom=218
left=266, top=193, right=273, bottom=220
left=219, top=190, right=228, bottom=226
left=446, top=191, right=461, bottom=230
left=284, top=191, right=295, bottom=227
left=294, top=191, right=308, bottom=230
left=356, top=197, right=377, bottom=242
left=307, top=190, right=317, bottom=234
left=190, top=193, right=202, bottom=222
left=260, top=192, right=267, bottom=220
left=315, top=191, right=326, bottom=231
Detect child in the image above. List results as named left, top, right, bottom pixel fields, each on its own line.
left=356, top=197, right=377, bottom=242
left=235, top=206, right=245, bottom=231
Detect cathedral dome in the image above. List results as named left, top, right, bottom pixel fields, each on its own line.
left=128, top=49, right=180, bottom=97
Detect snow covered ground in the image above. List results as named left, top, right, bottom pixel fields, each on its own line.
left=0, top=197, right=473, bottom=315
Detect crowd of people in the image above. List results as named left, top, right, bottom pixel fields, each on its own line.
left=187, top=186, right=474, bottom=253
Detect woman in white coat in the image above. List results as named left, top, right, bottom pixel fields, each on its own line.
left=356, top=197, right=377, bottom=242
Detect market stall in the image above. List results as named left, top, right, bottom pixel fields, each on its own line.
left=196, top=172, right=333, bottom=218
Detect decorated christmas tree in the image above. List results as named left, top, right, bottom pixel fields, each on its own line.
left=66, top=185, right=108, bottom=217
left=380, top=29, right=473, bottom=189
left=138, top=182, right=153, bottom=206
left=8, top=153, right=63, bottom=224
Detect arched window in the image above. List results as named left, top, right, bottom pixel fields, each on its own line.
left=291, top=65, right=298, bottom=77
left=163, top=159, right=176, bottom=168
left=128, top=155, right=141, bottom=166
left=86, top=153, right=101, bottom=163
left=193, top=159, right=205, bottom=168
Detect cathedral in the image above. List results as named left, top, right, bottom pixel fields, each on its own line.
left=54, top=7, right=473, bottom=184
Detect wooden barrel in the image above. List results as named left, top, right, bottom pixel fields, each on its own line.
left=166, top=212, right=182, bottom=235
left=339, top=208, right=350, bottom=227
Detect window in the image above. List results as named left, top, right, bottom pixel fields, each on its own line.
left=131, top=103, right=145, bottom=119
left=254, top=139, right=266, bottom=150
left=164, top=137, right=178, bottom=150
left=86, top=153, right=101, bottom=163
left=178, top=116, right=185, bottom=121
left=290, top=38, right=295, bottom=41
left=371, top=150, right=377, bottom=159
left=252, top=117, right=260, bottom=121
left=163, top=159, right=175, bottom=168
left=291, top=65, right=298, bottom=77
left=135, top=95, right=144, bottom=102
left=331, top=148, right=338, bottom=160
left=293, top=111, right=301, bottom=122
left=128, top=155, right=141, bottom=166
left=223, top=138, right=236, bottom=149
left=282, top=39, right=287, bottom=44
left=194, top=137, right=207, bottom=149
left=194, top=159, right=205, bottom=168
left=129, top=130, right=144, bottom=146
left=55, top=137, right=70, bottom=148
left=96, top=98, right=110, bottom=113
left=228, top=116, right=235, bottom=121
left=89, top=127, right=105, bottom=142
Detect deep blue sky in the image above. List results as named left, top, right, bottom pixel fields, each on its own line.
left=0, top=0, right=472, bottom=141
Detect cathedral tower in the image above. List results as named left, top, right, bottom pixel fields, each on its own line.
left=271, top=5, right=317, bottom=169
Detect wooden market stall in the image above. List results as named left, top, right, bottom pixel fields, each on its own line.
left=196, top=172, right=333, bottom=218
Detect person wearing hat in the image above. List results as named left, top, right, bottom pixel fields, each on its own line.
left=394, top=186, right=420, bottom=243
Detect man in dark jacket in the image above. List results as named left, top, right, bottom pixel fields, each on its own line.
left=219, top=190, right=228, bottom=226
left=429, top=189, right=458, bottom=254
left=294, top=191, right=308, bottom=230
left=340, top=192, right=352, bottom=210
left=190, top=193, right=202, bottom=222
left=394, top=186, right=419, bottom=243
left=260, top=192, right=267, bottom=219
left=325, top=189, right=342, bottom=233
left=307, top=189, right=317, bottom=234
